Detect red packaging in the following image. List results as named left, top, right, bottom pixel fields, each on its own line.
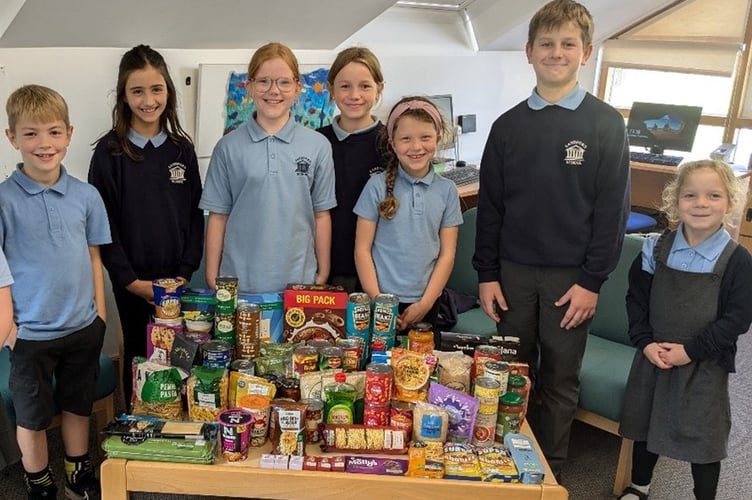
left=303, top=456, right=318, bottom=471
left=364, top=363, right=393, bottom=406
left=363, top=403, right=390, bottom=427
left=472, top=345, right=501, bottom=382
left=284, top=284, right=348, bottom=343
left=317, top=456, right=332, bottom=472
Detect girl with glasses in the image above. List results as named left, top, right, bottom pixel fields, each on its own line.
left=200, top=42, right=336, bottom=293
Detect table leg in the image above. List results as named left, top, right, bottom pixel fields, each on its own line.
left=100, top=459, right=128, bottom=500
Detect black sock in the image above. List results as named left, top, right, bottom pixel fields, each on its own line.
left=24, top=466, right=55, bottom=491
left=64, top=453, right=92, bottom=484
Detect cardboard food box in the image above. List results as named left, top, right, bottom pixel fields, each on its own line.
left=238, top=292, right=284, bottom=343
left=283, top=284, right=347, bottom=343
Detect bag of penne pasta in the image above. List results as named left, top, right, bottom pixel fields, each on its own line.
left=187, top=366, right=229, bottom=422
left=131, top=357, right=186, bottom=420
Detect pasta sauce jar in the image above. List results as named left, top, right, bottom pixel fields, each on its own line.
left=407, top=322, right=434, bottom=354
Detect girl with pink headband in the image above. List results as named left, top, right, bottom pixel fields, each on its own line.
left=353, top=96, right=463, bottom=343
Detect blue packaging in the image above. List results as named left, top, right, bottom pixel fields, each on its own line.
left=237, top=292, right=284, bottom=343
left=503, top=433, right=545, bottom=484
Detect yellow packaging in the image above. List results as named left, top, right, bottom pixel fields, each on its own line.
left=229, top=372, right=276, bottom=407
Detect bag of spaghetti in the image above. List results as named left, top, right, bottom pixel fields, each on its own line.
left=131, top=357, right=186, bottom=420
left=187, top=366, right=229, bottom=422
left=391, top=348, right=437, bottom=402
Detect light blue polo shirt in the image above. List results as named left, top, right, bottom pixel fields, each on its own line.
left=0, top=165, right=111, bottom=340
left=354, top=166, right=463, bottom=302
left=0, top=248, right=12, bottom=288
left=200, top=115, right=336, bottom=293
left=528, top=83, right=587, bottom=110
left=642, top=224, right=732, bottom=274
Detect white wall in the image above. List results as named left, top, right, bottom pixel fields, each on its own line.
left=0, top=37, right=598, bottom=356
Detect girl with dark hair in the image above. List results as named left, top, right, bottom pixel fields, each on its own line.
left=88, top=44, right=204, bottom=407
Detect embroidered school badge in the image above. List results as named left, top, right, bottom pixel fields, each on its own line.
left=294, top=156, right=312, bottom=176
left=563, top=141, right=587, bottom=166
left=167, top=162, right=187, bottom=184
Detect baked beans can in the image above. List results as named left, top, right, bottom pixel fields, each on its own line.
left=482, top=360, right=510, bottom=394
left=215, top=276, right=239, bottom=315
left=235, top=303, right=261, bottom=360
left=346, top=292, right=371, bottom=335
left=202, top=340, right=233, bottom=368
left=371, top=293, right=399, bottom=349
left=214, top=312, right=236, bottom=345
left=293, top=345, right=319, bottom=376
left=363, top=402, right=390, bottom=426
left=336, top=338, right=362, bottom=372
left=389, top=399, right=414, bottom=436
left=364, top=363, right=393, bottom=406
left=474, top=376, right=502, bottom=415
left=473, top=345, right=502, bottom=382
left=318, top=346, right=344, bottom=371
left=471, top=411, right=497, bottom=448
left=218, top=408, right=253, bottom=462
left=301, top=398, right=324, bottom=443
left=229, top=358, right=255, bottom=376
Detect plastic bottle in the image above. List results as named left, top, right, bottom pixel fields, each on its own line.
left=323, top=372, right=357, bottom=425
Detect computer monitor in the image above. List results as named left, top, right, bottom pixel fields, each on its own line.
left=626, top=102, right=702, bottom=154
left=426, top=94, right=454, bottom=126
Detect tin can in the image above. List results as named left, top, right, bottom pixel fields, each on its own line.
left=202, top=340, right=233, bottom=368
left=336, top=338, right=362, bottom=372
left=307, top=339, right=333, bottom=351
left=482, top=360, right=510, bottom=394
left=407, top=322, right=434, bottom=353
left=277, top=376, right=301, bottom=401
left=363, top=403, right=390, bottom=426
left=345, top=331, right=371, bottom=370
left=346, top=292, right=371, bottom=335
left=474, top=376, right=502, bottom=415
left=364, top=363, right=393, bottom=406
left=319, top=346, right=344, bottom=371
left=389, top=399, right=413, bottom=436
left=471, top=412, right=497, bottom=448
left=371, top=293, right=399, bottom=349
left=473, top=345, right=501, bottom=382
left=215, top=276, right=239, bottom=314
left=214, top=312, right=236, bottom=345
left=236, top=303, right=260, bottom=360
left=301, top=398, right=324, bottom=443
left=293, top=345, right=319, bottom=375
left=229, top=358, right=255, bottom=376
left=218, top=408, right=253, bottom=462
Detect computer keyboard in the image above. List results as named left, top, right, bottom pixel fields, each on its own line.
left=629, top=151, right=684, bottom=167
left=439, top=166, right=480, bottom=186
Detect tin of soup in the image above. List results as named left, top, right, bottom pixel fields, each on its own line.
left=336, top=338, right=362, bottom=372
left=236, top=303, right=260, bottom=360
left=293, top=345, right=319, bottom=375
left=202, top=340, right=233, bottom=368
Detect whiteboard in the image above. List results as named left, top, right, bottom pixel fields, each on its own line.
left=195, top=64, right=246, bottom=158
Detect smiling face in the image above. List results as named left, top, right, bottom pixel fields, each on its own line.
left=389, top=115, right=439, bottom=179
left=330, top=61, right=382, bottom=132
left=525, top=21, right=592, bottom=99
left=6, top=117, right=72, bottom=185
left=677, top=167, right=731, bottom=245
left=124, top=65, right=167, bottom=137
left=248, top=57, right=300, bottom=132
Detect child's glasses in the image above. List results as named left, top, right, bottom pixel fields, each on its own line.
left=250, top=77, right=298, bottom=93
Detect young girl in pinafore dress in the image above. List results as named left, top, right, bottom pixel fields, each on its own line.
left=618, top=160, right=752, bottom=500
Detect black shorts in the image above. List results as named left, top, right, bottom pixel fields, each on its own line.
left=9, top=316, right=106, bottom=430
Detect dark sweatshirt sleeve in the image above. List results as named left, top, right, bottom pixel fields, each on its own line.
left=178, top=145, right=205, bottom=280
left=88, top=139, right=139, bottom=288
left=577, top=115, right=631, bottom=292
left=626, top=254, right=655, bottom=351
left=684, top=248, right=752, bottom=369
left=473, top=120, right=506, bottom=283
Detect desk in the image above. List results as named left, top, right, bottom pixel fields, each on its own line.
left=631, top=161, right=752, bottom=239
left=100, top=420, right=568, bottom=500
left=458, top=180, right=479, bottom=211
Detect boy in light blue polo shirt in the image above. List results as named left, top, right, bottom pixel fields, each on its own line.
left=0, top=84, right=111, bottom=500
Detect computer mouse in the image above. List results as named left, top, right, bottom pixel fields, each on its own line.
left=455, top=161, right=466, bottom=167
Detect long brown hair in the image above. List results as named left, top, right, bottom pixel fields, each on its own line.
left=98, top=44, right=191, bottom=161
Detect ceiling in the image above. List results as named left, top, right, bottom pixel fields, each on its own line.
left=0, top=0, right=678, bottom=51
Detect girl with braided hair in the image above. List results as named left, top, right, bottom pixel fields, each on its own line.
left=354, top=96, right=463, bottom=339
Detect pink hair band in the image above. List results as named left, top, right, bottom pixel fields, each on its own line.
left=387, top=100, right=442, bottom=139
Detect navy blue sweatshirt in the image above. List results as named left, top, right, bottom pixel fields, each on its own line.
left=88, top=130, right=204, bottom=288
left=473, top=93, right=630, bottom=292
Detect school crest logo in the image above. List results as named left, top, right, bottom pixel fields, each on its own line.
left=167, top=162, right=187, bottom=184
left=564, top=140, right=587, bottom=166
left=294, top=156, right=312, bottom=176
left=369, top=165, right=385, bottom=176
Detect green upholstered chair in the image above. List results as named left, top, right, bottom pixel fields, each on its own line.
left=445, top=207, right=497, bottom=337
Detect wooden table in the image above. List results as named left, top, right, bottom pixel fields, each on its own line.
left=100, top=420, right=568, bottom=500
left=458, top=180, right=479, bottom=212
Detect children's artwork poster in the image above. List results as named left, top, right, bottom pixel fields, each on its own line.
left=196, top=63, right=335, bottom=158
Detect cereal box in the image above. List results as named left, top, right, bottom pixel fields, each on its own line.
left=283, top=284, right=347, bottom=343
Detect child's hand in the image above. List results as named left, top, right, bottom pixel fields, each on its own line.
left=556, top=284, right=597, bottom=330
left=397, top=302, right=429, bottom=331
left=643, top=342, right=672, bottom=369
left=657, top=342, right=691, bottom=367
left=126, top=279, right=155, bottom=303
left=479, top=281, right=507, bottom=322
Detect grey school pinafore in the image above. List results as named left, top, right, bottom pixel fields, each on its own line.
left=619, top=231, right=735, bottom=463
